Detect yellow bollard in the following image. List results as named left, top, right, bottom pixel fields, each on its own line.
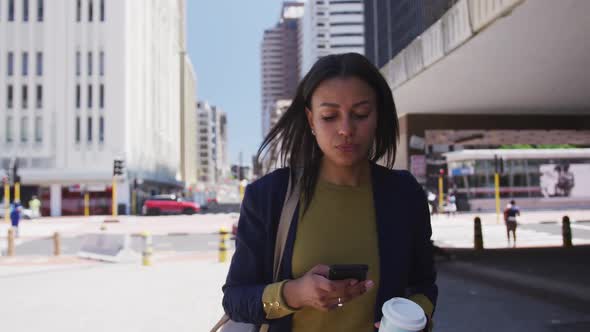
left=474, top=217, right=484, bottom=251
left=53, top=232, right=61, bottom=256
left=562, top=216, right=572, bottom=248
left=142, top=231, right=153, bottom=266
left=7, top=228, right=15, bottom=256
left=219, top=227, right=229, bottom=263
left=84, top=192, right=90, bottom=217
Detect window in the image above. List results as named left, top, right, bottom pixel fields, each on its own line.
left=7, top=52, right=14, bottom=76
left=76, top=0, right=81, bottom=22
left=87, top=52, right=92, bottom=75
left=100, top=0, right=104, bottom=21
left=76, top=51, right=81, bottom=76
left=99, top=84, right=104, bottom=108
left=329, top=11, right=362, bottom=15
left=22, top=85, right=28, bottom=109
left=23, top=0, right=29, bottom=21
left=75, top=84, right=80, bottom=108
left=87, top=116, right=92, bottom=142
left=8, top=0, right=15, bottom=21
left=99, top=51, right=104, bottom=75
left=330, top=22, right=363, bottom=26
left=99, top=116, right=104, bottom=143
left=35, top=116, right=42, bottom=142
left=7, top=85, right=14, bottom=108
left=88, top=0, right=93, bottom=22
left=87, top=85, right=92, bottom=108
left=317, top=22, right=325, bottom=27
left=22, top=52, right=28, bottom=76
left=6, top=116, right=13, bottom=143
left=75, top=116, right=81, bottom=143
left=21, top=117, right=28, bottom=143
left=37, top=0, right=43, bottom=21
left=36, top=85, right=42, bottom=108
left=36, top=52, right=42, bottom=76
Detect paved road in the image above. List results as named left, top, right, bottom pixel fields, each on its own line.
left=1, top=258, right=589, bottom=331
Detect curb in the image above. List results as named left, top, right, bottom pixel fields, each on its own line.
left=441, top=260, right=590, bottom=308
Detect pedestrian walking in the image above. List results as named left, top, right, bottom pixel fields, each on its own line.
left=29, top=195, right=41, bottom=218
left=217, top=53, right=437, bottom=332
left=504, top=200, right=520, bottom=246
left=10, top=200, right=22, bottom=238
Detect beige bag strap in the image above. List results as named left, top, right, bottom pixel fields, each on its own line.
left=272, top=169, right=301, bottom=282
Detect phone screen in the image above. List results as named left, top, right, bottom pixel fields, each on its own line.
left=328, top=264, right=368, bottom=281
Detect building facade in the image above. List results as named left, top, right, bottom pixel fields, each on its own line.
left=299, top=0, right=365, bottom=79
left=0, top=0, right=187, bottom=216
left=261, top=2, right=303, bottom=138
left=196, top=100, right=227, bottom=187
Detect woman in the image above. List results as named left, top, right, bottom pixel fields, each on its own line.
left=222, top=53, right=437, bottom=331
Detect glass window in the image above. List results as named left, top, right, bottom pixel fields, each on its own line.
left=36, top=85, right=42, bottom=108
left=35, top=116, right=42, bottom=142
left=75, top=116, right=81, bottom=143
left=8, top=0, right=15, bottom=21
left=7, top=85, right=14, bottom=108
left=88, top=0, right=93, bottom=22
left=99, top=116, right=104, bottom=143
left=76, top=0, right=81, bottom=22
left=76, top=51, right=81, bottom=76
left=99, top=51, right=104, bottom=76
left=21, top=117, right=28, bottom=142
left=99, top=84, right=104, bottom=108
left=75, top=84, right=80, bottom=108
left=36, top=52, right=43, bottom=76
left=7, top=52, right=14, bottom=76
left=22, top=52, right=28, bottom=76
left=37, top=0, right=43, bottom=21
left=22, top=85, right=28, bottom=109
left=87, top=84, right=92, bottom=108
left=23, top=0, right=29, bottom=21
left=87, top=116, right=92, bottom=142
left=87, top=52, right=92, bottom=75
left=6, top=116, right=14, bottom=142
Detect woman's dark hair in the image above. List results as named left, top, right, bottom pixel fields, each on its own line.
left=256, top=53, right=399, bottom=215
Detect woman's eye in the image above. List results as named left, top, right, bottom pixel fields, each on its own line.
left=355, top=114, right=369, bottom=119
left=321, top=116, right=336, bottom=121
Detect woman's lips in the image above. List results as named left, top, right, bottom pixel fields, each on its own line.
left=337, top=144, right=358, bottom=152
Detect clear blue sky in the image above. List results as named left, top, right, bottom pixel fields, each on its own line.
left=186, top=1, right=284, bottom=167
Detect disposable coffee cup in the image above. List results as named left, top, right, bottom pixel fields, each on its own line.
left=379, top=297, right=427, bottom=332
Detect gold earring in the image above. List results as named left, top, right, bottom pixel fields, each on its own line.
left=311, top=129, right=316, bottom=136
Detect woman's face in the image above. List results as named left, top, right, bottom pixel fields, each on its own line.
left=306, top=76, right=378, bottom=167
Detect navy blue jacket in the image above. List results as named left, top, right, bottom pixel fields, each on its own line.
left=222, top=162, right=438, bottom=331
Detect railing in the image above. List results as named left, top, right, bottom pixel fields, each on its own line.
left=384, top=0, right=525, bottom=89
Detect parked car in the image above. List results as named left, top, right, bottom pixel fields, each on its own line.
left=141, top=195, right=200, bottom=216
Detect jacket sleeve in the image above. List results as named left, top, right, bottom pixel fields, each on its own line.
left=222, top=183, right=271, bottom=324
left=406, top=177, right=438, bottom=317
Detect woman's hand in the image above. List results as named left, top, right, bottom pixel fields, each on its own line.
left=282, top=264, right=374, bottom=312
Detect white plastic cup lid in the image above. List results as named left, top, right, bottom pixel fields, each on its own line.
left=382, top=297, right=427, bottom=331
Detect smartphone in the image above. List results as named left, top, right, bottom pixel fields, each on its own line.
left=328, top=264, right=368, bottom=281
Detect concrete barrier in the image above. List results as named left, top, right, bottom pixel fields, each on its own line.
left=77, top=233, right=139, bottom=263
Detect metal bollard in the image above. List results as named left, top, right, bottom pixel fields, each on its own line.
left=7, top=228, right=15, bottom=256
left=474, top=217, right=484, bottom=251
left=219, top=227, right=229, bottom=263
left=562, top=216, right=572, bottom=248
left=53, top=232, right=61, bottom=256
left=142, top=231, right=153, bottom=266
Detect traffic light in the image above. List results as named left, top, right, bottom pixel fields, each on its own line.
left=494, top=155, right=504, bottom=174
left=113, top=159, right=125, bottom=176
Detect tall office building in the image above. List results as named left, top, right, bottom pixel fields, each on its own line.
left=261, top=2, right=303, bottom=138
left=196, top=101, right=228, bottom=187
left=0, top=0, right=189, bottom=216
left=299, top=0, right=365, bottom=79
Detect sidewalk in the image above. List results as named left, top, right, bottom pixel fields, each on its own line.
left=438, top=245, right=590, bottom=310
